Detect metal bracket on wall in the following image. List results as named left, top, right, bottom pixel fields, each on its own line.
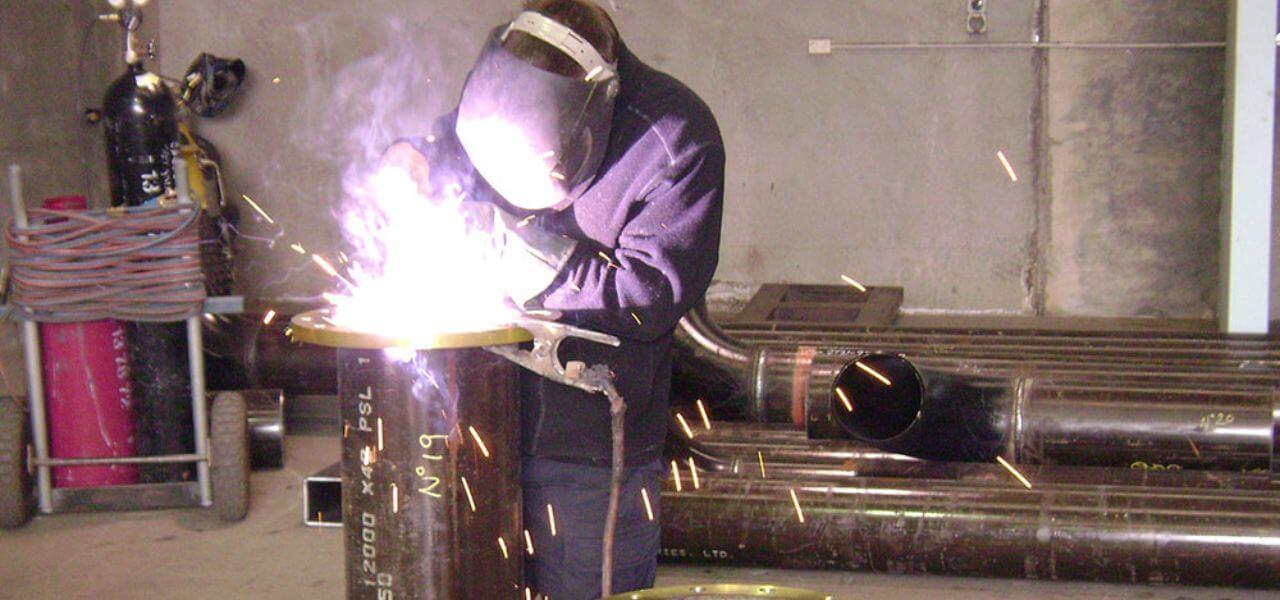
left=967, top=0, right=988, bottom=36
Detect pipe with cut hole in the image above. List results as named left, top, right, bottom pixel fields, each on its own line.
left=673, top=301, right=1280, bottom=477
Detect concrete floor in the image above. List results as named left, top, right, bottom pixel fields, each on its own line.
left=0, top=435, right=1273, bottom=600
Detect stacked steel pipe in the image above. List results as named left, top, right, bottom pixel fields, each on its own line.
left=663, top=301, right=1280, bottom=588
left=673, top=302, right=1280, bottom=475
left=209, top=300, right=1280, bottom=587
left=662, top=425, right=1280, bottom=588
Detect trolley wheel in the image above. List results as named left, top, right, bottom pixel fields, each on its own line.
left=0, top=397, right=32, bottom=529
left=210, top=391, right=250, bottom=522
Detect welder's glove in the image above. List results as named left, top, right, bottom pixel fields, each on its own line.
left=488, top=207, right=577, bottom=309
left=379, top=140, right=432, bottom=198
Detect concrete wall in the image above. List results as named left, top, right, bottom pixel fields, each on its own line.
left=156, top=0, right=517, bottom=299
left=622, top=1, right=1041, bottom=313
left=1044, top=0, right=1226, bottom=319
left=0, top=1, right=119, bottom=207
left=149, top=0, right=1242, bottom=319
left=0, top=0, right=131, bottom=397
left=0, top=2, right=1253, bottom=326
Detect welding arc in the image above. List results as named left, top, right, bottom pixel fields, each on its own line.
left=5, top=204, right=205, bottom=322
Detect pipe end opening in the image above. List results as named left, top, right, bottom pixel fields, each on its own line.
left=830, top=353, right=922, bottom=442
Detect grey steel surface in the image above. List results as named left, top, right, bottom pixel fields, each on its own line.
left=34, top=454, right=204, bottom=467
left=187, top=316, right=212, bottom=507
left=49, top=482, right=200, bottom=513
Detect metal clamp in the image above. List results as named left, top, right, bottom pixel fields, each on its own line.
left=486, top=318, right=621, bottom=394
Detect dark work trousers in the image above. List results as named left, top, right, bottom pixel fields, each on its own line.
left=522, top=457, right=664, bottom=600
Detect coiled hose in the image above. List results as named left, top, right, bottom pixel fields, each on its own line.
left=5, top=204, right=206, bottom=322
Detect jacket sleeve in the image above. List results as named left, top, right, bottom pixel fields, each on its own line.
left=536, top=143, right=725, bottom=342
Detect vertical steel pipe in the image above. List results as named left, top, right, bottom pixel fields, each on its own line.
left=293, top=313, right=531, bottom=600
left=188, top=317, right=211, bottom=506
left=338, top=347, right=522, bottom=599
left=8, top=165, right=53, bottom=513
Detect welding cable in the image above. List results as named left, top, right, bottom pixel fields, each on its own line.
left=598, top=377, right=627, bottom=598
left=4, top=204, right=207, bottom=322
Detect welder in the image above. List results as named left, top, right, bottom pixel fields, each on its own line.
left=381, top=0, right=724, bottom=597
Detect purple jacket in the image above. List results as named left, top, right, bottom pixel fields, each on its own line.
left=421, top=44, right=724, bottom=467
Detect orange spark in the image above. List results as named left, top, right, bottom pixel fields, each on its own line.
left=391, top=483, right=399, bottom=513
left=262, top=309, right=277, bottom=326
left=696, top=399, right=712, bottom=430
left=290, top=243, right=306, bottom=255
left=789, top=488, right=805, bottom=523
left=547, top=504, right=557, bottom=536
left=523, top=529, right=535, bottom=555
left=835, top=387, right=854, bottom=412
left=855, top=361, right=892, bottom=386
left=468, top=426, right=490, bottom=458
left=840, top=274, right=867, bottom=292
left=675, top=413, right=695, bottom=439
left=460, top=476, right=477, bottom=512
left=996, top=455, right=1033, bottom=489
left=311, top=254, right=340, bottom=278
left=996, top=150, right=1019, bottom=182
left=498, top=537, right=510, bottom=559
left=757, top=450, right=767, bottom=479
left=640, top=488, right=654, bottom=521
left=687, top=457, right=700, bottom=489
left=670, top=460, right=683, bottom=492
left=631, top=311, right=643, bottom=326
left=239, top=194, right=275, bottom=223
left=377, top=418, right=384, bottom=450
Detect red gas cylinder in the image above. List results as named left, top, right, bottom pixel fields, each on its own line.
left=37, top=196, right=138, bottom=487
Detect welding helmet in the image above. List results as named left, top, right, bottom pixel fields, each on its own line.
left=455, top=11, right=620, bottom=211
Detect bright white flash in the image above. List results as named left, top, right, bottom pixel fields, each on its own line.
left=456, top=117, right=564, bottom=210
left=326, top=162, right=518, bottom=343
